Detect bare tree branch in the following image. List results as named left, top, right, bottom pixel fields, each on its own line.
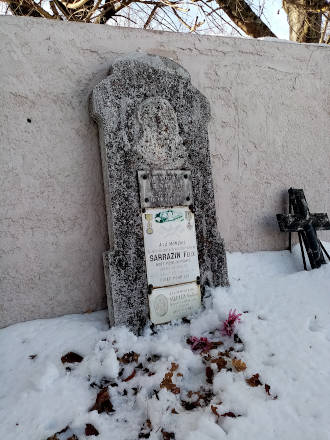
left=60, top=0, right=92, bottom=9
left=85, top=0, right=102, bottom=21
left=53, top=0, right=71, bottom=17
left=173, top=7, right=195, bottom=29
left=200, top=0, right=244, bottom=35
left=3, top=0, right=51, bottom=17
left=96, top=0, right=118, bottom=23
left=49, top=0, right=62, bottom=17
left=144, top=4, right=158, bottom=28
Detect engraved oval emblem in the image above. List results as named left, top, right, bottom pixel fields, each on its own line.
left=153, top=294, right=168, bottom=317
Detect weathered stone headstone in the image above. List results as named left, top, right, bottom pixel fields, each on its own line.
left=90, top=53, right=228, bottom=334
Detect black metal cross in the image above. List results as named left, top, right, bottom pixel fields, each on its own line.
left=277, top=188, right=330, bottom=270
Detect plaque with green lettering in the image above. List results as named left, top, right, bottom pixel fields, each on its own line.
left=142, top=206, right=200, bottom=288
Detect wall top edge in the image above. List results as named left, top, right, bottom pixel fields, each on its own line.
left=1, top=15, right=329, bottom=52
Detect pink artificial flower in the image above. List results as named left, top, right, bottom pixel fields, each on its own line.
left=221, top=309, right=242, bottom=337
left=187, top=336, right=213, bottom=352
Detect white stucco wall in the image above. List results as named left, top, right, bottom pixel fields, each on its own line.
left=1, top=16, right=330, bottom=328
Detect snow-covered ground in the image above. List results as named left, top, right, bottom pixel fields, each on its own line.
left=1, top=245, right=330, bottom=440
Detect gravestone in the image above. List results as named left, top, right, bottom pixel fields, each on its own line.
left=90, top=53, right=228, bottom=334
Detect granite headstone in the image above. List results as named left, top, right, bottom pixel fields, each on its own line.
left=90, top=53, right=228, bottom=334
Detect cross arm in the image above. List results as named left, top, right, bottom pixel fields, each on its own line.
left=277, top=213, right=330, bottom=232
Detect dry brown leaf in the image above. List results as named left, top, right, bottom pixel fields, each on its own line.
left=232, top=358, right=247, bottom=372
left=120, top=352, right=140, bottom=364
left=246, top=373, right=262, bottom=387
left=61, top=352, right=83, bottom=364
left=160, top=364, right=180, bottom=394
left=160, top=372, right=180, bottom=394
left=89, top=387, right=114, bottom=414
left=161, top=429, right=175, bottom=439
left=218, top=347, right=234, bottom=358
left=264, top=383, right=278, bottom=399
left=181, top=389, right=214, bottom=410
left=211, top=341, right=223, bottom=348
left=123, top=369, right=136, bottom=382
left=211, top=405, right=220, bottom=418
left=206, top=366, right=214, bottom=384
left=221, top=411, right=238, bottom=418
left=85, top=423, right=99, bottom=436
left=46, top=426, right=78, bottom=440
left=210, top=356, right=227, bottom=371
left=139, top=419, right=152, bottom=438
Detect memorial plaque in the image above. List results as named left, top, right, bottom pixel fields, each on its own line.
left=149, top=282, right=201, bottom=325
left=141, top=206, right=200, bottom=287
left=138, top=170, right=193, bottom=209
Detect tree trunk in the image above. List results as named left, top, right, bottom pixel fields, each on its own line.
left=283, top=0, right=322, bottom=43
left=215, top=0, right=277, bottom=38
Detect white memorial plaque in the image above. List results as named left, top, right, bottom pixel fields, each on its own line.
left=142, top=206, right=200, bottom=287
left=149, top=282, right=201, bottom=324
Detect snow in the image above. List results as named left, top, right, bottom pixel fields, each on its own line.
left=1, top=244, right=330, bottom=440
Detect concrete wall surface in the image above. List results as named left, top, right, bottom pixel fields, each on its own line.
left=1, top=16, right=330, bottom=327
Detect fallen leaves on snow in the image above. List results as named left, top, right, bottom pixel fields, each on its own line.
left=181, top=389, right=213, bottom=410
left=50, top=316, right=277, bottom=439
left=161, top=429, right=175, bottom=439
left=46, top=426, right=78, bottom=440
left=160, top=363, right=180, bottom=394
left=119, top=351, right=140, bottom=364
left=210, top=355, right=227, bottom=372
left=89, top=387, right=114, bottom=414
left=138, top=419, right=152, bottom=438
left=85, top=423, right=99, bottom=436
left=232, top=358, right=247, bottom=372
left=206, top=365, right=214, bottom=384
left=61, top=352, right=83, bottom=364
left=246, top=373, right=262, bottom=387
left=123, top=368, right=136, bottom=382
